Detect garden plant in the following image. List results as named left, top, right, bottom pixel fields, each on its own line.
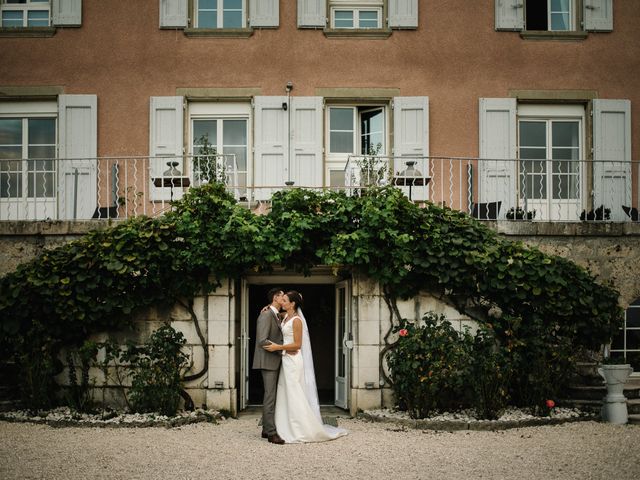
left=0, top=183, right=623, bottom=416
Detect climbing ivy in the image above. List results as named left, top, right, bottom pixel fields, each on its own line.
left=0, top=183, right=623, bottom=409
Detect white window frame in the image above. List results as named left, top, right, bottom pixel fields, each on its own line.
left=194, top=0, right=246, bottom=29
left=327, top=105, right=387, bottom=156
left=1, top=0, right=50, bottom=28
left=189, top=102, right=251, bottom=195
left=326, top=103, right=388, bottom=188
left=525, top=0, right=577, bottom=32
left=0, top=101, right=58, bottom=220
left=517, top=104, right=585, bottom=221
left=610, top=299, right=640, bottom=376
left=331, top=6, right=382, bottom=29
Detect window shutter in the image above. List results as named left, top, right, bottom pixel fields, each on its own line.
left=592, top=99, right=631, bottom=221
left=584, top=0, right=613, bottom=32
left=494, top=0, right=524, bottom=31
left=149, top=96, right=184, bottom=201
left=393, top=96, right=429, bottom=201
left=159, top=0, right=188, bottom=29
left=52, top=0, right=82, bottom=27
left=389, top=0, right=418, bottom=29
left=58, top=94, right=97, bottom=219
left=297, top=0, right=326, bottom=28
left=253, top=96, right=289, bottom=200
left=250, top=0, right=279, bottom=28
left=478, top=98, right=517, bottom=219
left=290, top=97, right=323, bottom=188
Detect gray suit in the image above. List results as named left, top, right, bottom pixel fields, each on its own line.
left=252, top=307, right=283, bottom=436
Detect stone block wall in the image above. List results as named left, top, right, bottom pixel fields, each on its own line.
left=350, top=274, right=472, bottom=415
left=53, top=281, right=237, bottom=415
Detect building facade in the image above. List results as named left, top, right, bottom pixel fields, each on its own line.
left=1, top=1, right=639, bottom=413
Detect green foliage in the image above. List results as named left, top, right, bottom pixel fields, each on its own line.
left=120, top=325, right=189, bottom=416
left=16, top=336, right=61, bottom=411
left=64, top=340, right=99, bottom=413
left=193, top=134, right=226, bottom=185
left=387, top=314, right=472, bottom=418
left=465, top=326, right=512, bottom=420
left=0, top=183, right=624, bottom=413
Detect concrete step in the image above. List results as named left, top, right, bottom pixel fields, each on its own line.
left=561, top=398, right=640, bottom=415
left=629, top=415, right=640, bottom=425
left=566, top=384, right=640, bottom=401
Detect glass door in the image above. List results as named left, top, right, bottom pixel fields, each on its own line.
left=335, top=280, right=352, bottom=409
left=519, top=118, right=582, bottom=220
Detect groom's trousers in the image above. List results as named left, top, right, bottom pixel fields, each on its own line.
left=261, top=369, right=279, bottom=435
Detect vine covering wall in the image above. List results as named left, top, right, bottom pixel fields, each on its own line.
left=0, top=183, right=624, bottom=409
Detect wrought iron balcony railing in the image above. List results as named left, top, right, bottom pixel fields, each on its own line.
left=1, top=154, right=638, bottom=223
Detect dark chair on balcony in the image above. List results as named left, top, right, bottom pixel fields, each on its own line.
left=471, top=201, right=502, bottom=220
left=92, top=205, right=119, bottom=219
left=622, top=205, right=639, bottom=221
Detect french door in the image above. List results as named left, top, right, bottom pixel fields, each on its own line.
left=335, top=280, right=352, bottom=409
left=518, top=116, right=582, bottom=221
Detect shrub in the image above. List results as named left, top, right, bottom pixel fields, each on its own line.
left=120, top=325, right=189, bottom=416
left=465, top=326, right=512, bottom=420
left=387, top=313, right=472, bottom=418
left=64, top=340, right=99, bottom=413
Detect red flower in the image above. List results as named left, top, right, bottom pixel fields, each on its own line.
left=546, top=399, right=555, bottom=409
left=399, top=329, right=408, bottom=337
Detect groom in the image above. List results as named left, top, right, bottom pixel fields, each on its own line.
left=252, top=287, right=285, bottom=444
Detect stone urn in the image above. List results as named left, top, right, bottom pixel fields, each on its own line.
left=598, top=364, right=634, bottom=424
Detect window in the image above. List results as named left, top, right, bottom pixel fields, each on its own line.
left=0, top=116, right=56, bottom=200
left=328, top=104, right=387, bottom=190
left=1, top=0, right=50, bottom=27
left=190, top=110, right=248, bottom=195
left=332, top=9, right=381, bottom=29
left=517, top=105, right=584, bottom=220
left=610, top=298, right=640, bottom=374
left=328, top=106, right=385, bottom=155
left=525, top=0, right=575, bottom=31
left=195, top=0, right=245, bottom=29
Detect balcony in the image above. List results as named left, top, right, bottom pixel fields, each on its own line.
left=1, top=155, right=638, bottom=223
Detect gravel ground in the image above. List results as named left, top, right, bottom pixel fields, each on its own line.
left=1, top=415, right=639, bottom=480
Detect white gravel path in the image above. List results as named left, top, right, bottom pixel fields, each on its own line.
left=1, top=416, right=638, bottom=480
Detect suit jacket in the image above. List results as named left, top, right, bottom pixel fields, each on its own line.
left=252, top=308, right=283, bottom=371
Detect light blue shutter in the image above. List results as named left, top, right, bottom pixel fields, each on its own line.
left=52, top=0, right=82, bottom=27
left=389, top=0, right=418, bottom=29
left=592, top=99, right=631, bottom=221
left=393, top=96, right=429, bottom=201
left=291, top=97, right=323, bottom=188
left=250, top=0, right=279, bottom=28
left=58, top=95, right=97, bottom=219
left=298, top=0, right=326, bottom=28
left=160, top=0, right=188, bottom=29
left=584, top=0, right=613, bottom=32
left=253, top=96, right=289, bottom=200
left=478, top=98, right=517, bottom=219
left=149, top=96, right=184, bottom=201
left=495, top=0, right=524, bottom=31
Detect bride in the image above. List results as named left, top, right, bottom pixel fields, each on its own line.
left=263, top=290, right=348, bottom=443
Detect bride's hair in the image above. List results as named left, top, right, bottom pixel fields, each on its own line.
left=285, top=290, right=304, bottom=310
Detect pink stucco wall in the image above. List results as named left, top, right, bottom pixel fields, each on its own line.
left=1, top=1, right=638, bottom=205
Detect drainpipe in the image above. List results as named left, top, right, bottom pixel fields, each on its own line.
left=285, top=81, right=293, bottom=183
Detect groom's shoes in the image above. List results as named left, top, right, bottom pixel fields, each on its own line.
left=261, top=431, right=268, bottom=439
left=268, top=433, right=285, bottom=445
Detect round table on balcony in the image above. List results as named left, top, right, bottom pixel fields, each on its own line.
left=152, top=176, right=191, bottom=202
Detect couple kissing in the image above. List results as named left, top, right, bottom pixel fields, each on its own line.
left=252, top=288, right=348, bottom=444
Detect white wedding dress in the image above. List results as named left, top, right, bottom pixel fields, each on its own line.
left=274, top=311, right=348, bottom=443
